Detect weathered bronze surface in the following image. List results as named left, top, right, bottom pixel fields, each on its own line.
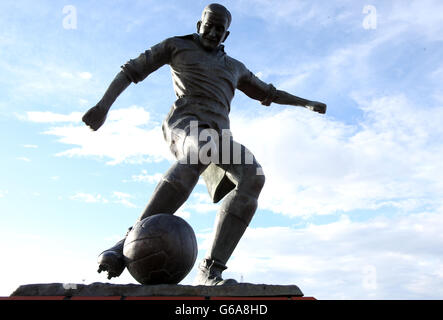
left=84, top=3, right=326, bottom=285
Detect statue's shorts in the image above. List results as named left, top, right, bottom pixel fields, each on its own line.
left=161, top=96, right=264, bottom=203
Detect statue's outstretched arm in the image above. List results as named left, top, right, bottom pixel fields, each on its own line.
left=238, top=68, right=326, bottom=114
left=82, top=39, right=172, bottom=131
left=82, top=72, right=131, bottom=131
left=273, top=89, right=327, bottom=114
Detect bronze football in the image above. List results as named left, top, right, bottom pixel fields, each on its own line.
left=123, top=214, right=198, bottom=284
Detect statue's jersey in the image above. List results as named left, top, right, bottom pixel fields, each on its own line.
left=121, top=34, right=273, bottom=202
left=121, top=33, right=275, bottom=133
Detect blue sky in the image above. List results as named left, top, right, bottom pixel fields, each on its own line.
left=1, top=0, right=443, bottom=299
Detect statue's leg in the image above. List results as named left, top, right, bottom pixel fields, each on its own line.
left=98, top=122, right=213, bottom=279
left=195, top=141, right=265, bottom=285
left=137, top=160, right=207, bottom=221
left=137, top=122, right=215, bottom=219
left=97, top=227, right=132, bottom=279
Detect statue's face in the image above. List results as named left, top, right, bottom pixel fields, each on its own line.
left=197, top=11, right=230, bottom=51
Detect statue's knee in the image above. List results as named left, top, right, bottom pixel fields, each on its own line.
left=239, top=168, right=265, bottom=195
left=164, top=161, right=203, bottom=191
left=252, top=172, right=265, bottom=191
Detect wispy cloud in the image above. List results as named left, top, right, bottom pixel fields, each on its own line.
left=0, top=230, right=137, bottom=296
left=69, top=191, right=138, bottom=208
left=112, top=191, right=137, bottom=208
left=175, top=210, right=192, bottom=219
left=235, top=0, right=443, bottom=41
left=388, top=0, right=443, bottom=41
left=130, top=170, right=163, bottom=184
left=233, top=0, right=355, bottom=28
left=78, top=72, right=92, bottom=80
left=22, top=106, right=173, bottom=165
left=0, top=57, right=98, bottom=106
left=22, top=111, right=83, bottom=123
left=59, top=71, right=92, bottom=80
left=224, top=208, right=443, bottom=299
left=1, top=0, right=441, bottom=300
left=231, top=93, right=443, bottom=217
left=22, top=93, right=443, bottom=218
left=70, top=192, right=108, bottom=204
left=16, top=156, right=31, bottom=162
left=186, top=192, right=218, bottom=214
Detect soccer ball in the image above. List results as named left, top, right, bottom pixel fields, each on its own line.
left=123, top=214, right=198, bottom=285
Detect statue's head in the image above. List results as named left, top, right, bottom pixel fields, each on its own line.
left=197, top=3, right=231, bottom=51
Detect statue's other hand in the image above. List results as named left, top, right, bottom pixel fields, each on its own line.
left=82, top=104, right=108, bottom=131
left=306, top=101, right=327, bottom=114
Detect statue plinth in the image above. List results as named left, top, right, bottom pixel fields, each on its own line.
left=10, top=282, right=307, bottom=299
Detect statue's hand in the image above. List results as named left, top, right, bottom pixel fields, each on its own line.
left=82, top=103, right=108, bottom=131
left=306, top=101, right=327, bottom=114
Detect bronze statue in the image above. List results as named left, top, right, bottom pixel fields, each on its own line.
left=83, top=3, right=326, bottom=285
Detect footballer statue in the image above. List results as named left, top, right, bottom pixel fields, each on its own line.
left=83, top=3, right=326, bottom=286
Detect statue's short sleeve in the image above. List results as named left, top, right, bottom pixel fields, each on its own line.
left=121, top=38, right=174, bottom=84
left=237, top=64, right=277, bottom=106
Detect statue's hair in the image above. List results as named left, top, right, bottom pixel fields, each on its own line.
left=201, top=3, right=232, bottom=28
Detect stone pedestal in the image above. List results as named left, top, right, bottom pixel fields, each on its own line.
left=11, top=282, right=306, bottom=299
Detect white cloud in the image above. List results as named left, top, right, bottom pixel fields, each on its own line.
left=0, top=231, right=137, bottom=296
left=2, top=56, right=100, bottom=101
left=112, top=191, right=137, bottom=208
left=278, top=71, right=311, bottom=91
left=221, top=209, right=443, bottom=299
left=230, top=94, right=443, bottom=217
left=70, top=192, right=108, bottom=204
left=388, top=0, right=443, bottom=41
left=272, top=20, right=407, bottom=95
left=234, top=0, right=441, bottom=101
left=130, top=169, right=163, bottom=184
left=70, top=191, right=138, bottom=208
left=234, top=0, right=349, bottom=28
left=185, top=192, right=218, bottom=214
left=25, top=106, right=173, bottom=165
left=176, top=210, right=192, bottom=219
left=235, top=0, right=443, bottom=42
left=16, top=156, right=31, bottom=162
left=24, top=111, right=83, bottom=123
left=0, top=190, right=7, bottom=198
left=254, top=71, right=263, bottom=79
left=23, top=144, right=38, bottom=148
left=112, top=191, right=132, bottom=198
left=26, top=94, right=443, bottom=219
left=59, top=71, right=74, bottom=79
left=78, top=72, right=92, bottom=80
left=79, top=98, right=89, bottom=107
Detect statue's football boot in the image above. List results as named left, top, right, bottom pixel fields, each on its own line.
left=97, top=168, right=196, bottom=280
left=97, top=238, right=126, bottom=279
left=194, top=258, right=238, bottom=286
left=97, top=227, right=132, bottom=279
left=195, top=189, right=261, bottom=286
